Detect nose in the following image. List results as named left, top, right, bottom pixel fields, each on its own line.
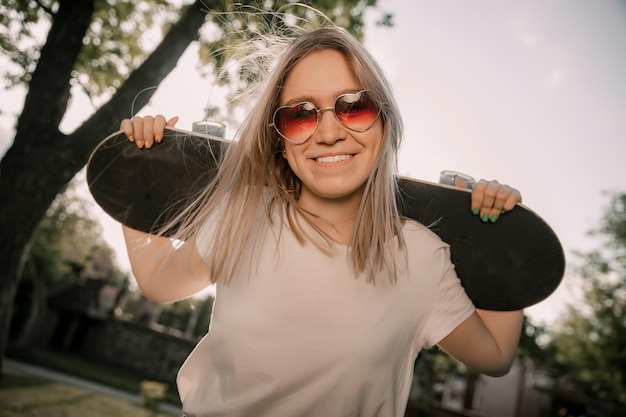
left=315, top=106, right=345, bottom=144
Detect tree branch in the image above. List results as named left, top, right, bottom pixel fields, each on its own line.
left=16, top=0, right=95, bottom=136
left=34, top=0, right=54, bottom=16
left=71, top=0, right=212, bottom=158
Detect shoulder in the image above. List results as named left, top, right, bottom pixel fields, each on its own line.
left=398, top=219, right=457, bottom=285
left=401, top=218, right=449, bottom=251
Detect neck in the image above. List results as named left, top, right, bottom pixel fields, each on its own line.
left=297, top=190, right=363, bottom=245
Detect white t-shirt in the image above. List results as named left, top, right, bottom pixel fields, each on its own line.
left=178, top=206, right=475, bottom=417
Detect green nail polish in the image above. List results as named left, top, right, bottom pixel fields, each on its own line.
left=472, top=208, right=480, bottom=215
left=481, top=214, right=489, bottom=223
left=490, top=214, right=498, bottom=223
left=501, top=209, right=506, bottom=214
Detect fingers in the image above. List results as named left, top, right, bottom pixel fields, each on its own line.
left=152, top=116, right=180, bottom=143
left=120, top=118, right=135, bottom=143
left=166, top=116, right=179, bottom=127
left=119, top=115, right=179, bottom=149
left=471, top=179, right=522, bottom=223
left=454, top=176, right=468, bottom=189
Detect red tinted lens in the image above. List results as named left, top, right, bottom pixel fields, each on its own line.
left=275, top=102, right=318, bottom=143
left=335, top=92, right=379, bottom=131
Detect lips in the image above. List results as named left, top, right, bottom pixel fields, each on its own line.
left=315, top=154, right=353, bottom=163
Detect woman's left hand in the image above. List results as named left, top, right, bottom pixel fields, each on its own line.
left=471, top=180, right=522, bottom=223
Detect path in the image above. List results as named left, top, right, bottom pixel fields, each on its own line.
left=3, top=358, right=182, bottom=415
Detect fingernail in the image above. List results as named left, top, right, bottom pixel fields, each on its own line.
left=155, top=134, right=162, bottom=143
left=128, top=135, right=134, bottom=142
left=489, top=214, right=498, bottom=223
left=481, top=214, right=489, bottom=223
left=472, top=208, right=480, bottom=215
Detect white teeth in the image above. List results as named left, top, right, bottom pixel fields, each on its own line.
left=316, top=154, right=352, bottom=163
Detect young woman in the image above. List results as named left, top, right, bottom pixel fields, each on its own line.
left=121, top=27, right=523, bottom=417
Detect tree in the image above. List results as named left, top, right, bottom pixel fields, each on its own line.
left=518, top=315, right=558, bottom=370
left=0, top=0, right=389, bottom=376
left=551, top=192, right=626, bottom=406
left=12, top=179, right=127, bottom=348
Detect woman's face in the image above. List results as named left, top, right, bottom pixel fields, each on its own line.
left=279, top=49, right=384, bottom=210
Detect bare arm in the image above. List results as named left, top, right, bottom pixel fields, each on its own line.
left=438, top=309, right=523, bottom=376
left=437, top=178, right=524, bottom=376
left=119, top=115, right=211, bottom=301
left=123, top=225, right=212, bottom=303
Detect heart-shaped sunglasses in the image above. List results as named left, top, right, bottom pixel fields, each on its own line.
left=270, top=90, right=381, bottom=144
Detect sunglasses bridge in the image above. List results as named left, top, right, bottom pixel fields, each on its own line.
left=312, top=105, right=340, bottom=118
left=286, top=105, right=354, bottom=145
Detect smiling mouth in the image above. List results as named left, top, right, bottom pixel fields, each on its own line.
left=315, top=154, right=353, bottom=163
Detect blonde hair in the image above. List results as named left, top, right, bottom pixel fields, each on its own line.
left=171, top=25, right=406, bottom=284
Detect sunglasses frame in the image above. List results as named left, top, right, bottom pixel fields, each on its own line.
left=270, top=90, right=381, bottom=144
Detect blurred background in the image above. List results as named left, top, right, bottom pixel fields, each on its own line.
left=1, top=1, right=624, bottom=416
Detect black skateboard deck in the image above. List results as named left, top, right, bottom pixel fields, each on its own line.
left=86, top=128, right=565, bottom=311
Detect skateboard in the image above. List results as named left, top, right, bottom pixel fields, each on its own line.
left=87, top=127, right=565, bottom=311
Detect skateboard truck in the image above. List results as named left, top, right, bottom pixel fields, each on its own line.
left=439, top=170, right=475, bottom=189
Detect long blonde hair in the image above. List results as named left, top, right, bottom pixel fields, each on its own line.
left=172, top=26, right=406, bottom=284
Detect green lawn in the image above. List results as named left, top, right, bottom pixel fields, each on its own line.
left=6, top=348, right=181, bottom=406
left=0, top=368, right=177, bottom=417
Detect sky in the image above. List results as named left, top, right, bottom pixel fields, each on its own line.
left=1, top=0, right=625, bottom=326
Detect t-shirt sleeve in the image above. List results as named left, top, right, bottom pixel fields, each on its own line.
left=421, top=245, right=475, bottom=348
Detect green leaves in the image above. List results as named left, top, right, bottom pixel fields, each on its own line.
left=74, top=0, right=182, bottom=97
left=1, top=0, right=391, bottom=107
left=551, top=192, right=626, bottom=405
left=23, top=180, right=124, bottom=286
left=0, top=0, right=183, bottom=97
left=0, top=0, right=49, bottom=86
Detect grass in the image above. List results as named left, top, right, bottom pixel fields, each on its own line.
left=6, top=347, right=181, bottom=406
left=0, top=368, right=177, bottom=417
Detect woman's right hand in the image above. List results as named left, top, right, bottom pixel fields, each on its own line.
left=120, top=115, right=179, bottom=149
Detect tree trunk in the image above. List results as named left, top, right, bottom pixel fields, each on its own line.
left=0, top=0, right=209, bottom=378
left=0, top=0, right=96, bottom=381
